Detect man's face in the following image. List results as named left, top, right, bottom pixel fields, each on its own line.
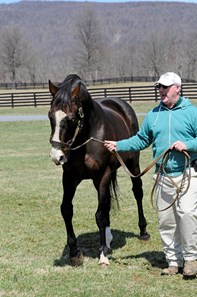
left=158, top=84, right=181, bottom=108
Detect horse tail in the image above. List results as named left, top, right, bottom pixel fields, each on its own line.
left=110, top=170, right=119, bottom=208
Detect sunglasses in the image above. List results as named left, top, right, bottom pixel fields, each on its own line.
left=156, top=84, right=172, bottom=89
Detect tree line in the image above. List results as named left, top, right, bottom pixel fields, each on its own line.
left=0, top=1, right=196, bottom=83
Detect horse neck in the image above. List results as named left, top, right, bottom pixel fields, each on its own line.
left=81, top=96, right=94, bottom=118
left=79, top=99, right=97, bottom=138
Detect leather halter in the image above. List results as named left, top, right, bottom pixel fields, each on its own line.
left=50, top=106, right=84, bottom=151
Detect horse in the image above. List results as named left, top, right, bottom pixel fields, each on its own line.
left=48, top=74, right=150, bottom=266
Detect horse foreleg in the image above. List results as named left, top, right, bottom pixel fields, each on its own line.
left=61, top=199, right=83, bottom=266
left=131, top=176, right=150, bottom=240
left=61, top=175, right=83, bottom=266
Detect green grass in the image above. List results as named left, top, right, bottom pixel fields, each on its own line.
left=0, top=106, right=49, bottom=116
left=0, top=102, right=155, bottom=117
left=0, top=108, right=196, bottom=297
left=0, top=99, right=196, bottom=116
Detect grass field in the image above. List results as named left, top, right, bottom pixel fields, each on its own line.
left=0, top=98, right=196, bottom=116
left=0, top=104, right=196, bottom=296
left=0, top=101, right=158, bottom=116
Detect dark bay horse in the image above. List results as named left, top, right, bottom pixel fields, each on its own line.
left=48, top=74, right=150, bottom=266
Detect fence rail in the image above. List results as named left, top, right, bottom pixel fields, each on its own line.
left=0, top=91, right=50, bottom=108
left=0, top=76, right=196, bottom=90
left=0, top=77, right=162, bottom=90
left=0, top=83, right=197, bottom=108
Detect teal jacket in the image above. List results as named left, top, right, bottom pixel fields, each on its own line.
left=116, top=97, right=197, bottom=176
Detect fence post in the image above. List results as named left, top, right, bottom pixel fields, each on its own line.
left=154, top=86, right=158, bottom=101
left=129, top=87, right=132, bottom=103
left=11, top=93, right=14, bottom=108
left=34, top=93, right=37, bottom=107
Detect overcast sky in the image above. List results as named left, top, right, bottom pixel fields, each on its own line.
left=0, top=0, right=197, bottom=4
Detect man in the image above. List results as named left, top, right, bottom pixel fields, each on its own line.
left=104, top=72, right=197, bottom=278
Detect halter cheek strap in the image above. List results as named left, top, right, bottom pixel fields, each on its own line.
left=50, top=106, right=84, bottom=151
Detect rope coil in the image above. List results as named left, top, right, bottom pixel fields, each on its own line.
left=150, top=149, right=191, bottom=212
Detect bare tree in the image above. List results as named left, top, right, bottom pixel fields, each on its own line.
left=113, top=44, right=139, bottom=78
left=140, top=33, right=168, bottom=76
left=139, top=30, right=183, bottom=77
left=179, top=33, right=197, bottom=80
left=0, top=2, right=197, bottom=82
left=0, top=27, right=35, bottom=83
left=73, top=8, right=103, bottom=80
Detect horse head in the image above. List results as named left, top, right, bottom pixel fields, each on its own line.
left=48, top=74, right=87, bottom=165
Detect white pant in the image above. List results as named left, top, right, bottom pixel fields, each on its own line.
left=153, top=168, right=197, bottom=267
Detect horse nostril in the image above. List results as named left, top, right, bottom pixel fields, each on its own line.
left=59, top=155, right=65, bottom=165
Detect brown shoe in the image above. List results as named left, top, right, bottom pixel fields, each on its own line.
left=183, top=260, right=197, bottom=278
left=161, top=266, right=179, bottom=276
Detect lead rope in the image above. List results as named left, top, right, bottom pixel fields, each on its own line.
left=114, top=147, right=191, bottom=212
left=69, top=137, right=191, bottom=212
left=150, top=150, right=191, bottom=212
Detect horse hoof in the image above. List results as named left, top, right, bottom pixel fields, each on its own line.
left=99, top=251, right=110, bottom=266
left=70, top=251, right=84, bottom=266
left=99, top=262, right=109, bottom=268
left=139, top=232, right=150, bottom=241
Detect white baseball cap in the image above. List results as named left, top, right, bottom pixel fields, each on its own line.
left=156, top=72, right=182, bottom=86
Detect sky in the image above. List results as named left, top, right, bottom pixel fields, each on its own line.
left=0, top=0, right=197, bottom=4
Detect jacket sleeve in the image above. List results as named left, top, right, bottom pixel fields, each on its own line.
left=185, top=137, right=197, bottom=152
left=116, top=113, right=153, bottom=152
left=184, top=107, right=197, bottom=152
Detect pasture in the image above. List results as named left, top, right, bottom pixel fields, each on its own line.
left=0, top=104, right=196, bottom=296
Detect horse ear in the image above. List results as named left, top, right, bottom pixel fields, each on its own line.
left=71, top=83, right=81, bottom=98
left=49, top=80, right=58, bottom=96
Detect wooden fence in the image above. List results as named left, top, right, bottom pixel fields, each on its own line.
left=0, top=76, right=196, bottom=90
left=0, top=83, right=197, bottom=108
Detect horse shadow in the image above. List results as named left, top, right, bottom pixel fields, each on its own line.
left=53, top=229, right=166, bottom=268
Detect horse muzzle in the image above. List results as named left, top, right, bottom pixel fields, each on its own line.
left=50, top=147, right=68, bottom=165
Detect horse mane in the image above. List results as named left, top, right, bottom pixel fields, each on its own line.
left=54, top=74, right=89, bottom=108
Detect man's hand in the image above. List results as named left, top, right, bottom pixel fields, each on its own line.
left=104, top=140, right=117, bottom=152
left=171, top=141, right=187, bottom=152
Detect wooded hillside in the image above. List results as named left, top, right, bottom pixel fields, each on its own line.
left=0, top=1, right=196, bottom=82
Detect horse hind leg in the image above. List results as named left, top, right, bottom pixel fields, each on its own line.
left=106, top=226, right=113, bottom=249
left=131, top=175, right=150, bottom=240
left=98, top=227, right=113, bottom=266
left=127, top=158, right=150, bottom=240
left=94, top=176, right=113, bottom=266
left=97, top=226, right=113, bottom=266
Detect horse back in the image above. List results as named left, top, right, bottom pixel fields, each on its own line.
left=94, top=97, right=139, bottom=138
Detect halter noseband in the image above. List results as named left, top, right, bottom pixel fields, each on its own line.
left=50, top=105, right=84, bottom=152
